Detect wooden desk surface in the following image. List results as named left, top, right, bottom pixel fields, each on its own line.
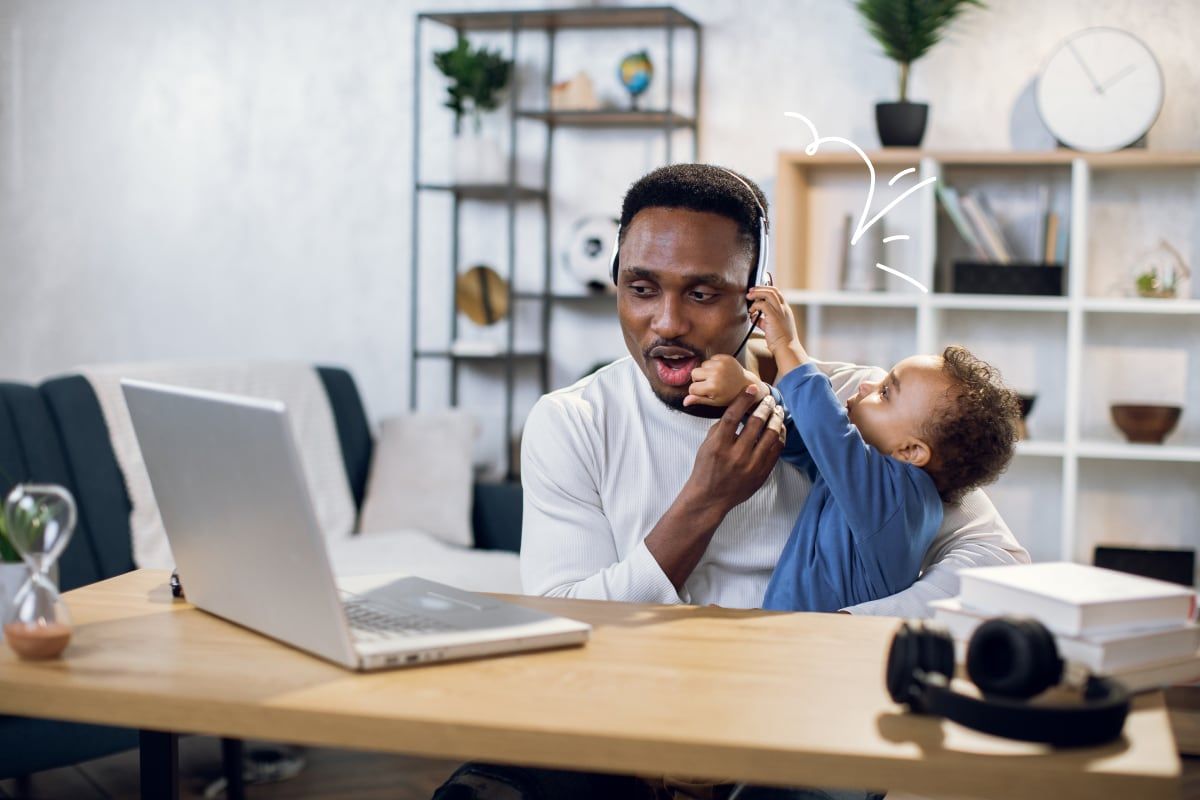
left=0, top=570, right=1179, bottom=799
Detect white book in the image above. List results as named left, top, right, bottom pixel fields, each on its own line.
left=959, top=193, right=1012, bottom=264
left=957, top=563, right=1196, bottom=637
left=930, top=597, right=1200, bottom=673
left=1112, top=655, right=1200, bottom=694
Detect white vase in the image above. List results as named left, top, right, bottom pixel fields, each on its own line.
left=0, top=562, right=29, bottom=626
left=452, top=128, right=509, bottom=185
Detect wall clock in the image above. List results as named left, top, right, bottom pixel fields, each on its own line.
left=1036, top=27, right=1164, bottom=153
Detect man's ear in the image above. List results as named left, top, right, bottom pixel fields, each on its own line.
left=891, top=437, right=932, bottom=468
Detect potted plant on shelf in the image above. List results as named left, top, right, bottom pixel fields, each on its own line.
left=0, top=489, right=28, bottom=624
left=433, top=35, right=513, bottom=184
left=855, top=0, right=985, bottom=147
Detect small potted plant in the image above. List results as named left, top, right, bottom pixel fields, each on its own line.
left=433, top=35, right=513, bottom=183
left=0, top=490, right=28, bottom=624
left=855, top=0, right=985, bottom=147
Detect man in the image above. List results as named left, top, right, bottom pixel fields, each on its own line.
left=521, top=163, right=1027, bottom=613
left=433, top=164, right=1028, bottom=799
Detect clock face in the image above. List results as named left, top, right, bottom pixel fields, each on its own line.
left=1036, top=28, right=1164, bottom=153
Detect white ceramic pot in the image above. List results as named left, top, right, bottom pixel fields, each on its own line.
left=452, top=128, right=509, bottom=185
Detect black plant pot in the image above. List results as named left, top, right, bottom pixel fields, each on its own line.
left=875, top=102, right=928, bottom=147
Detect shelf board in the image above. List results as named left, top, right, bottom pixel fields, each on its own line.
left=1014, top=441, right=1067, bottom=458
left=517, top=110, right=696, bottom=129
left=781, top=289, right=920, bottom=309
left=777, top=149, right=1200, bottom=169
left=416, top=183, right=546, bottom=201
left=415, top=350, right=546, bottom=361
left=1083, top=297, right=1200, bottom=315
left=930, top=293, right=1070, bottom=312
left=1076, top=440, right=1200, bottom=463
left=420, top=6, right=700, bottom=32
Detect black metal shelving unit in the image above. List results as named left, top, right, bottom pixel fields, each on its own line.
left=411, top=6, right=701, bottom=479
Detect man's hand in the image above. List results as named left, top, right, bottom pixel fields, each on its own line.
left=683, top=354, right=766, bottom=408
left=747, top=287, right=809, bottom=373
left=644, top=386, right=786, bottom=590
left=685, top=385, right=785, bottom=513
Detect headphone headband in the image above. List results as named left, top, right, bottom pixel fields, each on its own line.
left=610, top=167, right=770, bottom=289
left=886, top=619, right=1130, bottom=748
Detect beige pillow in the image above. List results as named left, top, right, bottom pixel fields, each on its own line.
left=356, top=411, right=478, bottom=547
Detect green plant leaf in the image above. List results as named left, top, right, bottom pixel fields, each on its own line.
left=854, top=0, right=985, bottom=98
left=432, top=35, right=513, bottom=135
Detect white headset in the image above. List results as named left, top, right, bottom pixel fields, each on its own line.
left=609, top=166, right=770, bottom=289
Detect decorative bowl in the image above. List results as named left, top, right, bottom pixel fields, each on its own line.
left=1110, top=404, right=1182, bottom=444
left=1015, top=393, right=1036, bottom=440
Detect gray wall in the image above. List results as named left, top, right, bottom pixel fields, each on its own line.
left=1, top=0, right=1197, bottom=441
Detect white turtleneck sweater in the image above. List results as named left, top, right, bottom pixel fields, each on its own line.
left=520, top=356, right=1030, bottom=616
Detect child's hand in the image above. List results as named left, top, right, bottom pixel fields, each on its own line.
left=684, top=355, right=766, bottom=408
left=747, top=286, right=808, bottom=371
left=746, top=286, right=799, bottom=353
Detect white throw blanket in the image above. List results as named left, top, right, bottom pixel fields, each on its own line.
left=81, top=361, right=358, bottom=569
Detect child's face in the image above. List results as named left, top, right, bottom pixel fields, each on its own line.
left=846, top=355, right=951, bottom=460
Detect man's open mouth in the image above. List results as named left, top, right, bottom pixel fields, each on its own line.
left=648, top=346, right=700, bottom=387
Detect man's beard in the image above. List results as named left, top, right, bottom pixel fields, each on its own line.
left=649, top=385, right=726, bottom=418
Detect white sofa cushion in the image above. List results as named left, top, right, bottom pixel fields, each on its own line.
left=81, top=361, right=357, bottom=569
left=328, top=529, right=521, bottom=594
left=356, top=411, right=477, bottom=547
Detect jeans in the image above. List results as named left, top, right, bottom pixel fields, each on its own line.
left=430, top=763, right=886, bottom=800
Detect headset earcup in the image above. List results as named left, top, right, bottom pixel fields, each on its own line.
left=966, top=617, right=1063, bottom=699
left=886, top=621, right=954, bottom=710
left=610, top=230, right=622, bottom=285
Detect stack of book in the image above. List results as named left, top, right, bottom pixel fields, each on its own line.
left=931, top=562, right=1200, bottom=693
left=936, top=183, right=1067, bottom=265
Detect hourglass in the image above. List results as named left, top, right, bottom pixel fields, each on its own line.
left=3, top=484, right=75, bottom=659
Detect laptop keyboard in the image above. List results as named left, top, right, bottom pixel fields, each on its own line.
left=344, top=599, right=457, bottom=642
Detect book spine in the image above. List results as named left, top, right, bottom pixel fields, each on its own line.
left=958, top=195, right=1006, bottom=264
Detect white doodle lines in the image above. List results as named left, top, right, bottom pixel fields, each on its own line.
left=783, top=112, right=936, bottom=293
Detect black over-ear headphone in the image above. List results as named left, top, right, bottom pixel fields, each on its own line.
left=886, top=618, right=1130, bottom=747
left=609, top=167, right=770, bottom=289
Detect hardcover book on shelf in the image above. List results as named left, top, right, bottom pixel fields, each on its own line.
left=935, top=184, right=990, bottom=262
left=1042, top=211, right=1060, bottom=264
left=957, top=562, right=1196, bottom=637
left=930, top=597, right=1200, bottom=673
left=959, top=192, right=1014, bottom=264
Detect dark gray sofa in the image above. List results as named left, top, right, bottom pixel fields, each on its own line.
left=0, top=366, right=522, bottom=780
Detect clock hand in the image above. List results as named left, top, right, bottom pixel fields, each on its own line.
left=1066, top=39, right=1105, bottom=94
left=1099, top=63, right=1139, bottom=93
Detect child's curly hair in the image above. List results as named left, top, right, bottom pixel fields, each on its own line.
left=923, top=345, right=1020, bottom=505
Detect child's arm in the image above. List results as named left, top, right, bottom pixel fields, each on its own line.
left=684, top=356, right=810, bottom=473
left=747, top=287, right=937, bottom=536
left=778, top=362, right=937, bottom=545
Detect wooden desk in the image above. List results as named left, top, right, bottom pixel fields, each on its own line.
left=0, top=570, right=1180, bottom=799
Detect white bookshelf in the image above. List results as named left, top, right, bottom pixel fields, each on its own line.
left=775, top=150, right=1200, bottom=575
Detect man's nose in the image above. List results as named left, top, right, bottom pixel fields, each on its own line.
left=650, top=296, right=689, bottom=339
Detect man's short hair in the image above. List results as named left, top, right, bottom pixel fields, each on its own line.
left=924, top=345, right=1020, bottom=505
left=618, top=163, right=769, bottom=275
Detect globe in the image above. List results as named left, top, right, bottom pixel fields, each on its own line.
left=618, top=50, right=653, bottom=109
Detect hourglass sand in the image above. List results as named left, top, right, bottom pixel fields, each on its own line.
left=3, top=484, right=75, bottom=659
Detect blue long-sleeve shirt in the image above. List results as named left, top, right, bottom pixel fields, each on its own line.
left=762, top=362, right=943, bottom=612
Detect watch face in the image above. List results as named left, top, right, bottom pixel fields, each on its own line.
left=1036, top=27, right=1164, bottom=153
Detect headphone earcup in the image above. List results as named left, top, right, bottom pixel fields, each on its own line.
left=886, top=621, right=954, bottom=711
left=966, top=617, right=1062, bottom=700
left=610, top=230, right=622, bottom=286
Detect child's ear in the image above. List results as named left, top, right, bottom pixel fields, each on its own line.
left=892, top=438, right=932, bottom=468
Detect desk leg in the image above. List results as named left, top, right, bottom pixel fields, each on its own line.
left=221, top=737, right=245, bottom=800
left=139, top=729, right=179, bottom=800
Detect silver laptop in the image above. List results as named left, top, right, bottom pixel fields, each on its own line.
left=121, top=378, right=590, bottom=671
